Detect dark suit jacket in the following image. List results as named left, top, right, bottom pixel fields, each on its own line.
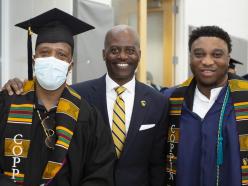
left=72, top=75, right=168, bottom=186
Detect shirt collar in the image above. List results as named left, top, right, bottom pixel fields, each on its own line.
left=106, top=73, right=135, bottom=94
left=195, top=86, right=223, bottom=103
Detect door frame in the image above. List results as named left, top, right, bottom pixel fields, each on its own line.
left=137, top=0, right=176, bottom=87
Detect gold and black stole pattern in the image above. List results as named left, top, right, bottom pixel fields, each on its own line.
left=3, top=80, right=81, bottom=185
left=166, top=78, right=191, bottom=186
left=229, top=79, right=248, bottom=185
left=166, top=76, right=248, bottom=186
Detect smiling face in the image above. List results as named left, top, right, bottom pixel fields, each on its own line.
left=190, top=36, right=230, bottom=89
left=103, top=26, right=141, bottom=85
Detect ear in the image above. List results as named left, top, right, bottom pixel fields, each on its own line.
left=102, top=49, right=106, bottom=61
left=227, top=55, right=231, bottom=65
left=138, top=49, right=141, bottom=60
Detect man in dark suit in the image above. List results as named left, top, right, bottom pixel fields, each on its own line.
left=72, top=25, right=168, bottom=186
left=3, top=25, right=168, bottom=186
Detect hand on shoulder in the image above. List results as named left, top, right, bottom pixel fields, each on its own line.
left=1, top=78, right=25, bottom=95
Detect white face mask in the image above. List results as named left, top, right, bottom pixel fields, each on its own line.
left=34, top=57, right=70, bottom=90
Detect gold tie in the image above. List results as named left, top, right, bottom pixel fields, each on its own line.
left=112, top=86, right=126, bottom=158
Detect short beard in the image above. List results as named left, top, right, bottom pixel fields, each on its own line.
left=196, top=73, right=228, bottom=89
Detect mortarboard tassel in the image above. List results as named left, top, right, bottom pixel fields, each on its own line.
left=28, top=26, right=33, bottom=80
left=217, top=137, right=223, bottom=165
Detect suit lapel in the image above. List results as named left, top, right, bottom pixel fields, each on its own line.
left=92, top=75, right=110, bottom=126
left=121, top=81, right=149, bottom=157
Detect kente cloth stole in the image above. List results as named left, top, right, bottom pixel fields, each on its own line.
left=165, top=77, right=248, bottom=186
left=3, top=80, right=81, bottom=185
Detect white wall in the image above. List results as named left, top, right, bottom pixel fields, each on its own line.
left=175, top=0, right=248, bottom=84
left=1, top=0, right=10, bottom=86
left=90, top=0, right=111, bottom=6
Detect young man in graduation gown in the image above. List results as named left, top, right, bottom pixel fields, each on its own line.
left=162, top=26, right=248, bottom=185
left=0, top=8, right=115, bottom=186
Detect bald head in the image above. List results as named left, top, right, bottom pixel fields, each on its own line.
left=104, top=25, right=140, bottom=49
left=102, top=25, right=141, bottom=85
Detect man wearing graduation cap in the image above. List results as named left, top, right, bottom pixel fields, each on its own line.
left=0, top=8, right=115, bottom=186
left=2, top=23, right=168, bottom=185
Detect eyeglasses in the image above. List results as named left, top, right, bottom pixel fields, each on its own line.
left=36, top=108, right=56, bottom=149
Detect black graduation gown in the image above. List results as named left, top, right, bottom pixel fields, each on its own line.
left=0, top=91, right=116, bottom=186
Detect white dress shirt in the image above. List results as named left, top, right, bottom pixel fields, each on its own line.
left=106, top=74, right=135, bottom=132
left=193, top=86, right=223, bottom=119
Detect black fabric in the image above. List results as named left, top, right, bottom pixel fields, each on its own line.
left=35, top=21, right=74, bottom=51
left=0, top=91, right=15, bottom=186
left=243, top=74, right=248, bottom=80
left=0, top=174, right=17, bottom=186
left=0, top=90, right=116, bottom=186
left=27, top=30, right=33, bottom=80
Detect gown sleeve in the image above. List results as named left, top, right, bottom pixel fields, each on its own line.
left=79, top=105, right=116, bottom=186
left=62, top=99, right=116, bottom=186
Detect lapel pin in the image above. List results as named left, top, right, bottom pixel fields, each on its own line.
left=140, top=100, right=146, bottom=107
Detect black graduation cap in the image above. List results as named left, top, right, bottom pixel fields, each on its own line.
left=15, top=8, right=95, bottom=80
left=229, top=58, right=243, bottom=69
